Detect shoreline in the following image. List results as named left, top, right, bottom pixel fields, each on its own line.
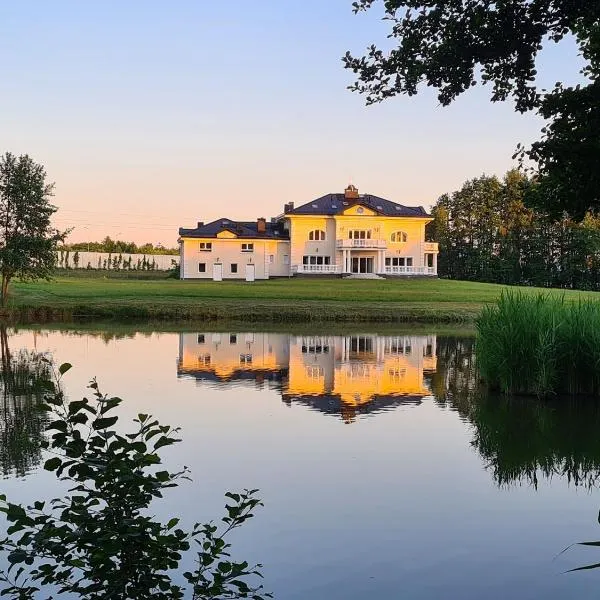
left=0, top=299, right=481, bottom=324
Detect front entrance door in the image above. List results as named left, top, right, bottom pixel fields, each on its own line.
left=351, top=256, right=374, bottom=274
left=245, top=264, right=255, bottom=282
left=213, top=263, right=223, bottom=281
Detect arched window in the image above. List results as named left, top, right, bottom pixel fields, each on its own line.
left=309, top=230, right=326, bottom=241
left=391, top=231, right=408, bottom=243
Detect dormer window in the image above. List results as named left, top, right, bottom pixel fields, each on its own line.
left=308, top=230, right=326, bottom=241
left=391, top=231, right=408, bottom=243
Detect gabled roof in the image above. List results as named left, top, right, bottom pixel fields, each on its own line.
left=287, top=193, right=429, bottom=217
left=179, top=218, right=289, bottom=240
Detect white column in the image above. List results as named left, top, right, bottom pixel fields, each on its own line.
left=433, top=253, right=438, bottom=276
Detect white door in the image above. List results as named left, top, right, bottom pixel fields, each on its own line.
left=245, top=264, right=255, bottom=282
left=213, top=263, right=223, bottom=281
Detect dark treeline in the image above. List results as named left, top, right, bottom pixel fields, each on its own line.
left=428, top=170, right=600, bottom=290
left=60, top=236, right=178, bottom=255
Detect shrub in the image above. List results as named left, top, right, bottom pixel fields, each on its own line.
left=476, top=292, right=600, bottom=396
left=0, top=364, right=270, bottom=599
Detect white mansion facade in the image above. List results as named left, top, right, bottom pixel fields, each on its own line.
left=178, top=185, right=438, bottom=280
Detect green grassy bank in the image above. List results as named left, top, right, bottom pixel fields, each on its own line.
left=3, top=276, right=599, bottom=324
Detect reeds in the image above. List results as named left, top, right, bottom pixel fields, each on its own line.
left=476, top=292, right=600, bottom=397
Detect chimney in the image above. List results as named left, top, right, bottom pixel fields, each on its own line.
left=284, top=202, right=294, bottom=213
left=197, top=221, right=204, bottom=228
left=344, top=184, right=359, bottom=200
left=257, top=217, right=266, bottom=233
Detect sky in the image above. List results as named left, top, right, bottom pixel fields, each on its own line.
left=0, top=0, right=586, bottom=245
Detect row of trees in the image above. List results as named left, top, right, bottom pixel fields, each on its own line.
left=428, top=170, right=600, bottom=290
left=60, top=237, right=178, bottom=255
left=57, top=251, right=162, bottom=271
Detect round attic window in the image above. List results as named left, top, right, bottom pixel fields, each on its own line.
left=357, top=207, right=364, bottom=214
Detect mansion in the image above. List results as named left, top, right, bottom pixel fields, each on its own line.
left=178, top=184, right=438, bottom=280
left=177, top=331, right=437, bottom=423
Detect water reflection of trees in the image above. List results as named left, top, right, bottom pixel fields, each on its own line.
left=0, top=327, right=52, bottom=477
left=433, top=336, right=600, bottom=488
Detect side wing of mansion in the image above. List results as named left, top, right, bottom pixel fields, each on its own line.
left=178, top=184, right=439, bottom=280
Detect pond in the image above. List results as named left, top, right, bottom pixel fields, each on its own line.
left=1, top=325, right=600, bottom=599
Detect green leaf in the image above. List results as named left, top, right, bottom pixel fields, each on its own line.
left=92, top=416, right=119, bottom=430
left=567, top=561, right=600, bottom=573
left=44, top=457, right=61, bottom=471
left=59, top=362, right=72, bottom=375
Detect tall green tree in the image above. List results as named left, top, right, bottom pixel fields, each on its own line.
left=344, top=1, right=600, bottom=218
left=429, top=170, right=600, bottom=290
left=0, top=153, right=64, bottom=306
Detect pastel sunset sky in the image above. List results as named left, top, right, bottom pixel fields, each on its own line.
left=1, top=1, right=585, bottom=245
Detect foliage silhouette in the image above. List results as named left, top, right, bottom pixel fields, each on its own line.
left=0, top=364, right=270, bottom=599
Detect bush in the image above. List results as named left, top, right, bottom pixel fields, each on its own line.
left=0, top=364, right=270, bottom=599
left=476, top=292, right=600, bottom=397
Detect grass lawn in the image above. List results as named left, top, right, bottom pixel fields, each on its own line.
left=6, top=276, right=600, bottom=323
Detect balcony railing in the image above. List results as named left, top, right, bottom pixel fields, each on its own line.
left=423, top=242, right=439, bottom=252
left=293, top=264, right=342, bottom=274
left=336, top=239, right=387, bottom=249
left=385, top=266, right=436, bottom=276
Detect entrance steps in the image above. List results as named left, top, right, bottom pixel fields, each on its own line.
left=343, top=273, right=385, bottom=280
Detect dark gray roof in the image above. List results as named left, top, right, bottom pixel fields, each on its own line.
left=287, top=194, right=429, bottom=217
left=177, top=367, right=288, bottom=383
left=179, top=218, right=289, bottom=239
left=281, top=393, right=424, bottom=420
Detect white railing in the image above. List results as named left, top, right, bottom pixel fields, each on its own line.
left=384, top=266, right=436, bottom=275
left=293, top=264, right=342, bottom=274
left=336, top=239, right=387, bottom=249
left=423, top=242, right=439, bottom=252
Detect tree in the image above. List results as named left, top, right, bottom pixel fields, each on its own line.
left=0, top=153, right=64, bottom=305
left=429, top=170, right=600, bottom=290
left=0, top=365, right=271, bottom=599
left=344, top=1, right=600, bottom=217
left=73, top=251, right=80, bottom=269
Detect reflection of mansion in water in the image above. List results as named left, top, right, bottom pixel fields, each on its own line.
left=178, top=332, right=437, bottom=422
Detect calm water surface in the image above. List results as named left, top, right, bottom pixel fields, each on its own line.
left=2, top=326, right=600, bottom=599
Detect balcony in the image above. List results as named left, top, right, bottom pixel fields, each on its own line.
left=423, top=242, right=439, bottom=253
left=336, top=239, right=387, bottom=249
left=385, top=266, right=437, bottom=276
left=293, top=264, right=342, bottom=275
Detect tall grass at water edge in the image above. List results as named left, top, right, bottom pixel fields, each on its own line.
left=476, top=292, right=600, bottom=397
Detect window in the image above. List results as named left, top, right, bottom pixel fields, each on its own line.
left=385, top=257, right=413, bottom=267
left=308, top=230, right=326, bottom=241
left=303, top=255, right=331, bottom=265
left=230, top=334, right=237, bottom=344
left=197, top=334, right=205, bottom=344
left=240, top=353, right=253, bottom=364
left=198, top=263, right=206, bottom=273
left=269, top=254, right=275, bottom=263
left=199, top=354, right=211, bottom=365
left=241, top=243, right=254, bottom=252
left=199, top=242, right=212, bottom=251
left=349, top=230, right=371, bottom=239
left=306, top=366, right=324, bottom=378
left=230, top=263, right=238, bottom=274
left=283, top=254, right=289, bottom=265
left=391, top=231, right=408, bottom=243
